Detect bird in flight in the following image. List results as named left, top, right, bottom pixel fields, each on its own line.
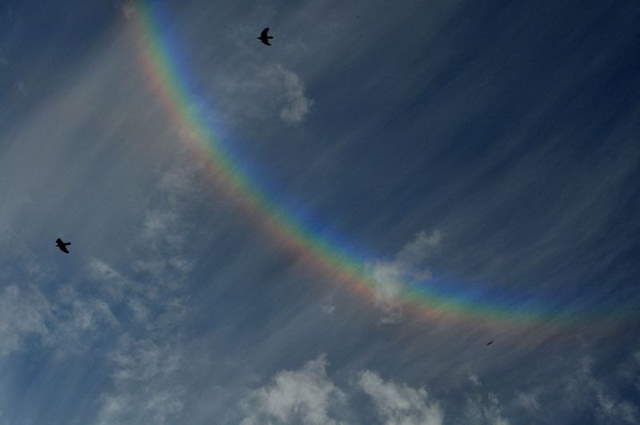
left=56, top=238, right=71, bottom=254
left=257, top=27, right=274, bottom=46
left=486, top=340, right=494, bottom=346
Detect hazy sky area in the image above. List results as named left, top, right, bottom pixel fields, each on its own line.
left=1, top=0, right=639, bottom=424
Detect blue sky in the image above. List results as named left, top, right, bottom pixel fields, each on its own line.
left=1, top=0, right=639, bottom=424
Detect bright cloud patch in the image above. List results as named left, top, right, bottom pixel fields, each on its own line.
left=214, top=61, right=313, bottom=126
left=240, top=355, right=346, bottom=425
left=276, top=65, right=314, bottom=124
left=358, top=371, right=444, bottom=425
left=240, top=355, right=445, bottom=425
left=366, top=229, right=441, bottom=321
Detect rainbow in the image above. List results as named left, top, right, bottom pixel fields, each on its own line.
left=128, top=1, right=599, bottom=330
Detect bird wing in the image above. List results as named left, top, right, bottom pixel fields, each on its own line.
left=261, top=39, right=272, bottom=46
left=56, top=238, right=63, bottom=244
left=59, top=245, right=69, bottom=253
left=260, top=27, right=270, bottom=38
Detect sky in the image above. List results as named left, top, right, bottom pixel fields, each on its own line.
left=0, top=0, right=639, bottom=424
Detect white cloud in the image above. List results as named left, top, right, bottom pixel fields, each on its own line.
left=142, top=209, right=179, bottom=243
left=96, top=337, right=185, bottom=425
left=130, top=169, right=196, bottom=292
left=358, top=370, right=443, bottom=425
left=396, top=230, right=442, bottom=266
left=240, top=356, right=447, bottom=425
left=365, top=229, right=441, bottom=321
left=214, top=62, right=313, bottom=126
left=468, top=372, right=482, bottom=387
left=126, top=297, right=150, bottom=322
left=240, top=355, right=347, bottom=425
left=0, top=281, right=124, bottom=358
left=119, top=0, right=136, bottom=20
left=87, top=258, right=135, bottom=301
left=321, top=303, right=336, bottom=315
left=276, top=65, right=314, bottom=124
left=84, top=166, right=195, bottom=332
left=514, top=391, right=539, bottom=412
left=61, top=288, right=118, bottom=331
left=87, top=258, right=152, bottom=325
left=90, top=166, right=197, bottom=425
left=0, top=285, right=50, bottom=356
left=573, top=358, right=640, bottom=425
left=465, top=393, right=511, bottom=425
left=88, top=258, right=127, bottom=285
left=109, top=337, right=182, bottom=383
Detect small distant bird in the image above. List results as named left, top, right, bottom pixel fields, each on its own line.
left=486, top=340, right=494, bottom=346
left=56, top=238, right=71, bottom=254
left=257, top=27, right=274, bottom=46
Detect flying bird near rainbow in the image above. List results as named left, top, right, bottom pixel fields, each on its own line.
left=257, top=27, right=274, bottom=46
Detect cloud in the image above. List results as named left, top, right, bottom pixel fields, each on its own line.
left=514, top=391, right=540, bottom=412
left=0, top=233, right=121, bottom=359
left=213, top=62, right=313, bottom=127
left=468, top=372, right=482, bottom=387
left=238, top=356, right=447, bottom=425
left=321, top=303, right=336, bottom=315
left=358, top=370, right=444, bottom=425
left=276, top=65, right=314, bottom=124
left=365, top=229, right=441, bottom=321
left=0, top=285, right=50, bottom=356
left=0, top=282, right=118, bottom=357
left=54, top=285, right=118, bottom=331
left=465, top=393, right=511, bottom=425
left=396, top=230, right=442, bottom=266
left=96, top=336, right=186, bottom=425
left=567, top=357, right=640, bottom=425
left=118, top=0, right=136, bottom=19
left=89, top=166, right=199, bottom=425
left=240, top=355, right=347, bottom=425
left=142, top=210, right=180, bottom=244
left=82, top=166, right=195, bottom=332
left=87, top=258, right=133, bottom=301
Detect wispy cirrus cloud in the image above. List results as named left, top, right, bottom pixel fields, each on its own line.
left=464, top=393, right=511, bottom=425
left=89, top=165, right=199, bottom=425
left=96, top=336, right=186, bottom=425
left=566, top=357, right=640, bottom=425
left=0, top=285, right=50, bottom=356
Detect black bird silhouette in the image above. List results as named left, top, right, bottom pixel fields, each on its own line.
left=257, top=27, right=274, bottom=45
left=56, top=238, right=71, bottom=254
left=486, top=340, right=494, bottom=346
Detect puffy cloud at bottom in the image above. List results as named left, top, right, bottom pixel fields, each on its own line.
left=359, top=370, right=443, bottom=425
left=239, top=355, right=443, bottom=425
left=240, top=355, right=347, bottom=425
